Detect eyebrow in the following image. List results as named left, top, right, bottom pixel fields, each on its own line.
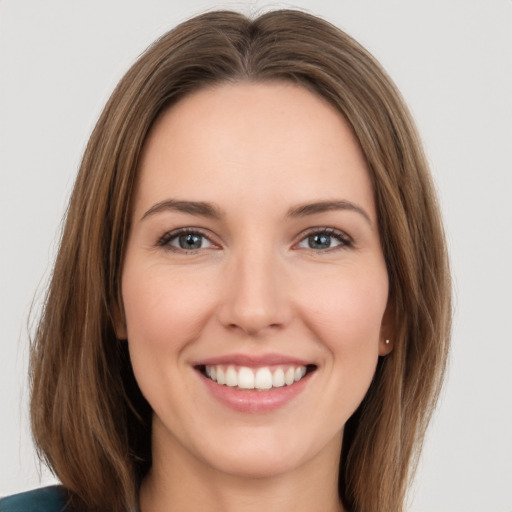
left=287, top=200, right=372, bottom=225
left=141, top=199, right=224, bottom=221
left=141, top=198, right=372, bottom=225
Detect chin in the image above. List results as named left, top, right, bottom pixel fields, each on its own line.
left=208, top=449, right=304, bottom=479
left=197, top=426, right=341, bottom=480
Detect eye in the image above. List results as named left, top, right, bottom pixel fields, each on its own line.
left=158, top=229, right=215, bottom=252
left=297, top=228, right=352, bottom=251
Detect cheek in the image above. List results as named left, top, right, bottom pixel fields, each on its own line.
left=121, top=262, right=222, bottom=419
left=302, top=264, right=387, bottom=337
left=121, top=263, right=218, bottom=359
left=298, top=264, right=388, bottom=380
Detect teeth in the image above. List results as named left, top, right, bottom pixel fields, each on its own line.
left=225, top=367, right=238, bottom=387
left=285, top=367, right=295, bottom=386
left=203, top=364, right=310, bottom=390
left=238, top=367, right=255, bottom=389
left=295, top=366, right=306, bottom=381
left=255, top=367, right=273, bottom=390
left=272, top=368, right=285, bottom=388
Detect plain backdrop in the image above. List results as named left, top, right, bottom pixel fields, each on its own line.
left=1, top=1, right=511, bottom=510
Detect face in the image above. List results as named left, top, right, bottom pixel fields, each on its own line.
left=118, top=82, right=392, bottom=479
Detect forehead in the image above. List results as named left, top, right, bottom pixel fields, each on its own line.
left=135, top=81, right=375, bottom=220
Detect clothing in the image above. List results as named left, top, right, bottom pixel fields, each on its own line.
left=0, top=486, right=69, bottom=512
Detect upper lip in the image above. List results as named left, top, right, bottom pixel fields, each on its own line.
left=191, top=353, right=314, bottom=368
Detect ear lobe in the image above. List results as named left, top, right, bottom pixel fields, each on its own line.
left=379, top=337, right=393, bottom=356
left=379, top=301, right=395, bottom=356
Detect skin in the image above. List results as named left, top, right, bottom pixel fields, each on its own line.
left=117, top=82, right=393, bottom=512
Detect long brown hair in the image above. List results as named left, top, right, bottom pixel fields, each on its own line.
left=30, top=10, right=451, bottom=512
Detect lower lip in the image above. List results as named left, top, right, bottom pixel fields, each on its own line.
left=198, top=371, right=312, bottom=413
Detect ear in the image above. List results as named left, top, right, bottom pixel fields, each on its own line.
left=113, top=301, right=128, bottom=340
left=378, top=301, right=395, bottom=356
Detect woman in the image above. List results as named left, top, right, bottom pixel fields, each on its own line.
left=0, top=9, right=451, bottom=512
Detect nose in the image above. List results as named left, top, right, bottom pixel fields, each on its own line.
left=217, top=246, right=292, bottom=337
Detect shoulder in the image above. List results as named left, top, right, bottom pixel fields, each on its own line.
left=0, top=486, right=71, bottom=512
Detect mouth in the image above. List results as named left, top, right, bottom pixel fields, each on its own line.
left=195, top=363, right=317, bottom=391
left=192, top=354, right=318, bottom=412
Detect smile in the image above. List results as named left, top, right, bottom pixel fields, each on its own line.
left=200, top=364, right=314, bottom=391
left=193, top=355, right=317, bottom=412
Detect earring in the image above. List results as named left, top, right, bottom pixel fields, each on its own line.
left=385, top=339, right=390, bottom=345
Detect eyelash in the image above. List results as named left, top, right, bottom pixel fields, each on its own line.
left=157, top=228, right=214, bottom=253
left=156, top=227, right=353, bottom=253
left=297, top=227, right=353, bottom=252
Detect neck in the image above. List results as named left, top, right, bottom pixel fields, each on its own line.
left=140, top=419, right=345, bottom=512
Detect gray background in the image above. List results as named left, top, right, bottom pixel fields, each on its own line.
left=1, top=1, right=511, bottom=510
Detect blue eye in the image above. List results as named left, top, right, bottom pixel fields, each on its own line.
left=297, top=229, right=351, bottom=250
left=159, top=230, right=213, bottom=251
